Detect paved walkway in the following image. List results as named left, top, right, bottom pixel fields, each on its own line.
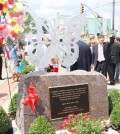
left=0, top=67, right=18, bottom=113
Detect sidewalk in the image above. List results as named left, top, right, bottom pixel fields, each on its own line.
left=0, top=67, right=18, bottom=113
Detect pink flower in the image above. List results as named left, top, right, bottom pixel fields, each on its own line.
left=68, top=114, right=75, bottom=119
left=83, top=113, right=88, bottom=117
left=60, top=125, right=65, bottom=130
left=64, top=119, right=70, bottom=124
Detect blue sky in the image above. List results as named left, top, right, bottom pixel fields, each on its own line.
left=24, top=0, right=120, bottom=30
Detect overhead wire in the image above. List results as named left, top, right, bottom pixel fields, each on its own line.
left=70, top=1, right=120, bottom=16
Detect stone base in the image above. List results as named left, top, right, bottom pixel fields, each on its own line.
left=16, top=70, right=109, bottom=134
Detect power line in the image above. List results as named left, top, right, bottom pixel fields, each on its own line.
left=85, top=1, right=120, bottom=12
left=70, top=1, right=120, bottom=16
left=85, top=3, right=113, bottom=12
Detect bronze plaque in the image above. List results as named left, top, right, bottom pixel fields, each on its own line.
left=49, top=84, right=89, bottom=120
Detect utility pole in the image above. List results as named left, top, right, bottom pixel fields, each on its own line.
left=112, top=0, right=115, bottom=31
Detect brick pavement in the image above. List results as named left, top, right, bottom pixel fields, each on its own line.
left=0, top=67, right=18, bottom=112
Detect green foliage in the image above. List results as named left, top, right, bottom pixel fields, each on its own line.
left=108, top=95, right=113, bottom=115
left=0, top=106, right=11, bottom=134
left=9, top=93, right=18, bottom=116
left=60, top=113, right=104, bottom=134
left=76, top=117, right=103, bottom=134
left=108, top=90, right=120, bottom=114
left=110, top=103, right=120, bottom=126
left=24, top=12, right=36, bottom=34
left=22, top=65, right=35, bottom=74
left=25, top=60, right=29, bottom=65
left=28, top=115, right=55, bottom=134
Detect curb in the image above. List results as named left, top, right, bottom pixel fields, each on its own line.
left=12, top=120, right=21, bottom=134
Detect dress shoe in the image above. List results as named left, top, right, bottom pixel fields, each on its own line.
left=0, top=77, right=4, bottom=80
left=108, top=82, right=115, bottom=85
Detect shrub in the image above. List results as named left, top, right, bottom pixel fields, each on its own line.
left=22, top=65, right=35, bottom=74
left=25, top=60, right=29, bottom=65
left=9, top=93, right=18, bottom=116
left=60, top=113, right=104, bottom=134
left=108, top=95, right=113, bottom=115
left=0, top=106, right=11, bottom=134
left=28, top=115, right=55, bottom=134
left=108, top=90, right=120, bottom=114
left=110, top=103, right=120, bottom=126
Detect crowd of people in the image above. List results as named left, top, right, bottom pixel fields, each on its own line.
left=0, top=41, right=26, bottom=81
left=71, top=34, right=120, bottom=85
left=0, top=33, right=120, bottom=85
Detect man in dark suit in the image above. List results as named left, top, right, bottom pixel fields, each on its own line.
left=107, top=36, right=120, bottom=85
left=92, top=35, right=108, bottom=77
left=115, top=37, right=120, bottom=81
left=0, top=45, right=4, bottom=80
left=70, top=40, right=92, bottom=71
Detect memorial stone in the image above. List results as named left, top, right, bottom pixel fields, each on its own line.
left=16, top=70, right=108, bottom=134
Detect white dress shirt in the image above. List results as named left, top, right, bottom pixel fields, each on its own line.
left=98, top=43, right=105, bottom=62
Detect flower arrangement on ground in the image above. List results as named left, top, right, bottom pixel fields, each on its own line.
left=60, top=113, right=105, bottom=134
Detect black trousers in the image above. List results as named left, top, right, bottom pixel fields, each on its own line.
left=0, top=57, right=2, bottom=78
left=108, top=63, right=116, bottom=83
left=95, top=61, right=107, bottom=77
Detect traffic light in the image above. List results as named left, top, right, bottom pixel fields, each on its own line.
left=80, top=4, right=84, bottom=13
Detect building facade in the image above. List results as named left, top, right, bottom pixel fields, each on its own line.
left=84, top=18, right=111, bottom=35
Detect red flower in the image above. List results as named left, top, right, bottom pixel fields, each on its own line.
left=0, top=38, right=3, bottom=46
left=65, top=123, right=70, bottom=128
left=0, top=3, right=4, bottom=11
left=8, top=0, right=14, bottom=5
left=11, top=21, right=16, bottom=26
left=10, top=13, right=20, bottom=17
left=3, top=3, right=8, bottom=9
left=82, top=117, right=87, bottom=120
left=83, top=113, right=88, bottom=117
left=11, top=31, right=20, bottom=39
left=68, top=114, right=75, bottom=119
left=60, top=125, right=65, bottom=130
left=69, top=129, right=77, bottom=133
left=0, top=24, right=6, bottom=31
